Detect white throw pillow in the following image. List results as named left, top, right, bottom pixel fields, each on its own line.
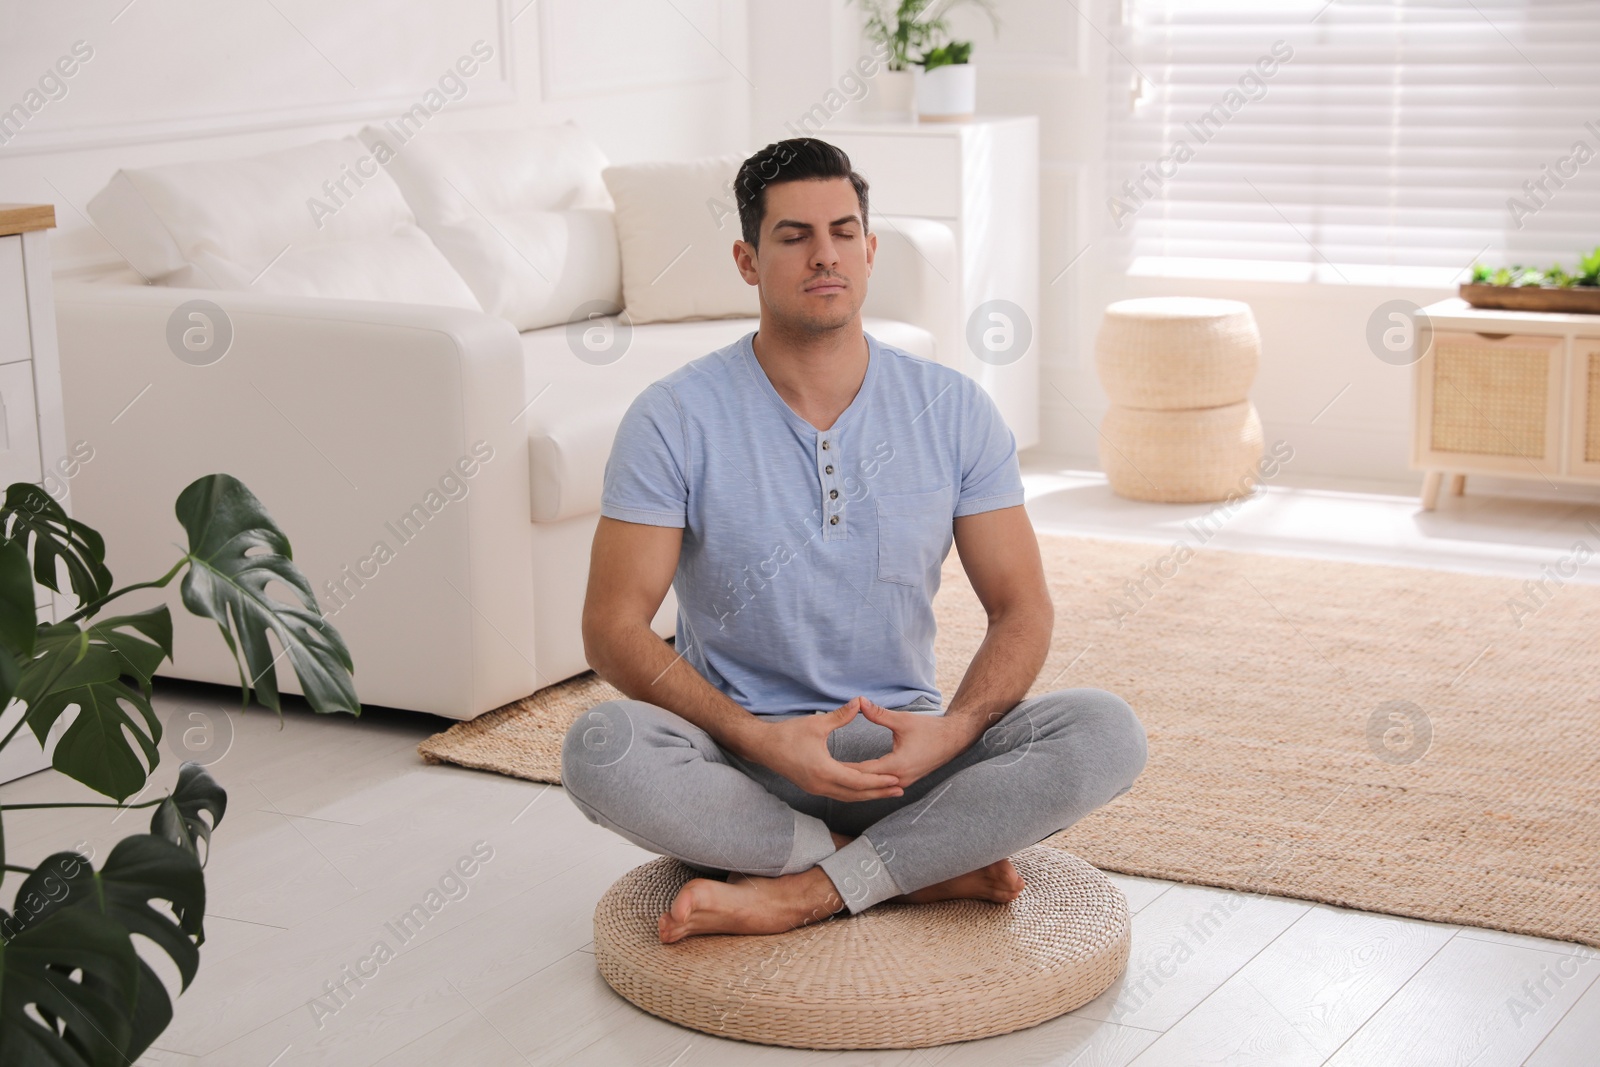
left=359, top=122, right=623, bottom=332
left=86, top=137, right=481, bottom=310
left=602, top=153, right=759, bottom=324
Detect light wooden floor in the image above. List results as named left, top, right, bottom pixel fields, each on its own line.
left=3, top=468, right=1597, bottom=1066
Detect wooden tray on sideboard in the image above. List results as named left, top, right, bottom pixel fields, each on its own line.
left=1459, top=282, right=1600, bottom=314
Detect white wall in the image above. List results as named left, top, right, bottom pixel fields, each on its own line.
left=748, top=0, right=851, bottom=144
left=0, top=0, right=751, bottom=276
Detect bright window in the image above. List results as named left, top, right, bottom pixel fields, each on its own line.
left=1106, top=0, right=1600, bottom=286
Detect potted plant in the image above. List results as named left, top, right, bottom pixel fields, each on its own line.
left=915, top=40, right=979, bottom=122
left=0, top=474, right=357, bottom=1062
left=1463, top=244, right=1600, bottom=313
left=849, top=0, right=1000, bottom=120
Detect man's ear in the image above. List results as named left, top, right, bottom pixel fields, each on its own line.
left=733, top=238, right=760, bottom=286
left=865, top=229, right=877, bottom=276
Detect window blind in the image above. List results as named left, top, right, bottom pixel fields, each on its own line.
left=1106, top=0, right=1600, bottom=286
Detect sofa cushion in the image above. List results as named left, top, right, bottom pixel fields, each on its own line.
left=86, top=137, right=480, bottom=309
left=359, top=122, right=623, bottom=332
left=601, top=153, right=759, bottom=325
left=521, top=317, right=934, bottom=522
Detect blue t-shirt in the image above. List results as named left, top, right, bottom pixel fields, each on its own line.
left=599, top=329, right=1025, bottom=715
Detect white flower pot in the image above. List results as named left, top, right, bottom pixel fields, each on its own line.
left=915, top=63, right=976, bottom=122
left=867, top=68, right=916, bottom=120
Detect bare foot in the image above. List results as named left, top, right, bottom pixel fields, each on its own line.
left=888, top=857, right=1026, bottom=906
left=658, top=867, right=843, bottom=943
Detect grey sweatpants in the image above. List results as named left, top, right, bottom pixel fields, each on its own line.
left=560, top=688, right=1147, bottom=914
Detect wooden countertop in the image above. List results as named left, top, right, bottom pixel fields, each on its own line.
left=1420, top=296, right=1600, bottom=336
left=0, top=204, right=56, bottom=237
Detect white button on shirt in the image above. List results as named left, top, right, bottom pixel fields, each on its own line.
left=599, top=330, right=1025, bottom=716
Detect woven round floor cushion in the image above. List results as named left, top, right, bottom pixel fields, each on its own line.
left=591, top=845, right=1131, bottom=1050
left=1096, top=296, right=1260, bottom=410
left=1099, top=400, right=1265, bottom=503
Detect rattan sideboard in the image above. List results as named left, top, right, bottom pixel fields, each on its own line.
left=1413, top=298, right=1600, bottom=509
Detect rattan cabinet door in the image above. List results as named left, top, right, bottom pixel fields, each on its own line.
left=1569, top=339, right=1600, bottom=478
left=1413, top=331, right=1565, bottom=476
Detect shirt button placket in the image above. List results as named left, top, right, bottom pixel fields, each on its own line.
left=819, top=434, right=841, bottom=538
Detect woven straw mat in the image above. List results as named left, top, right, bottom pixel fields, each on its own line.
left=419, top=533, right=1600, bottom=948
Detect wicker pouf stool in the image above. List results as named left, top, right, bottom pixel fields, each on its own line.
left=1095, top=297, right=1264, bottom=502
left=591, top=845, right=1131, bottom=1050
left=1100, top=400, right=1265, bottom=504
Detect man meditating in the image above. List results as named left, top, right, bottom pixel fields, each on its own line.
left=562, top=138, right=1147, bottom=944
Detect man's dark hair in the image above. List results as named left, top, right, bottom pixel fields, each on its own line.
left=735, top=138, right=870, bottom=250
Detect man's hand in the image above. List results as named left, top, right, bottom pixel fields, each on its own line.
left=742, top=698, right=905, bottom=802
left=847, top=698, right=981, bottom=790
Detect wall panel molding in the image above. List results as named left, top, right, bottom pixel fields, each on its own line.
left=0, top=0, right=514, bottom=156
left=538, top=0, right=730, bottom=99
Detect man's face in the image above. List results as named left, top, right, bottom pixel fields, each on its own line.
left=733, top=177, right=876, bottom=334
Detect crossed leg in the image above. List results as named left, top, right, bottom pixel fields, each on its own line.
left=657, top=829, right=1025, bottom=943
left=561, top=688, right=1146, bottom=943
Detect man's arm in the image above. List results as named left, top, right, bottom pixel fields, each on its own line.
left=583, top=516, right=764, bottom=756
left=852, top=503, right=1053, bottom=783
left=941, top=503, right=1055, bottom=740
left=582, top=516, right=903, bottom=800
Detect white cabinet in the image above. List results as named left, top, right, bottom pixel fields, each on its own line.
left=1414, top=299, right=1600, bottom=508
left=0, top=361, right=44, bottom=487
left=0, top=235, right=34, bottom=366
left=824, top=116, right=1041, bottom=449
left=0, top=205, right=74, bottom=785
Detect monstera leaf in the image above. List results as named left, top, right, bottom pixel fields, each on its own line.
left=0, top=904, right=139, bottom=1066
left=0, top=834, right=206, bottom=1065
left=150, top=761, right=228, bottom=864
left=0, top=483, right=113, bottom=608
left=0, top=537, right=35, bottom=713
left=15, top=611, right=172, bottom=803
left=175, top=475, right=358, bottom=717
left=0, top=765, right=224, bottom=1064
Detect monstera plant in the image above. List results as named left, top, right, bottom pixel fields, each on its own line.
left=0, top=475, right=358, bottom=1064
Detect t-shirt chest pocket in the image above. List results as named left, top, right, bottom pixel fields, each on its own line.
left=874, top=484, right=954, bottom=587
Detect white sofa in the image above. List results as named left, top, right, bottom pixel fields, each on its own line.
left=56, top=123, right=961, bottom=719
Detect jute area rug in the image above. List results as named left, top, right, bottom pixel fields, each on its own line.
left=419, top=534, right=1600, bottom=948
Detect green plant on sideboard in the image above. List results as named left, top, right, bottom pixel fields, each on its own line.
left=0, top=474, right=358, bottom=1065
left=1469, top=243, right=1600, bottom=288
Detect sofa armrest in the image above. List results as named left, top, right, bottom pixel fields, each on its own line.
left=528, top=397, right=635, bottom=523
left=860, top=215, right=962, bottom=368
left=53, top=282, right=539, bottom=719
